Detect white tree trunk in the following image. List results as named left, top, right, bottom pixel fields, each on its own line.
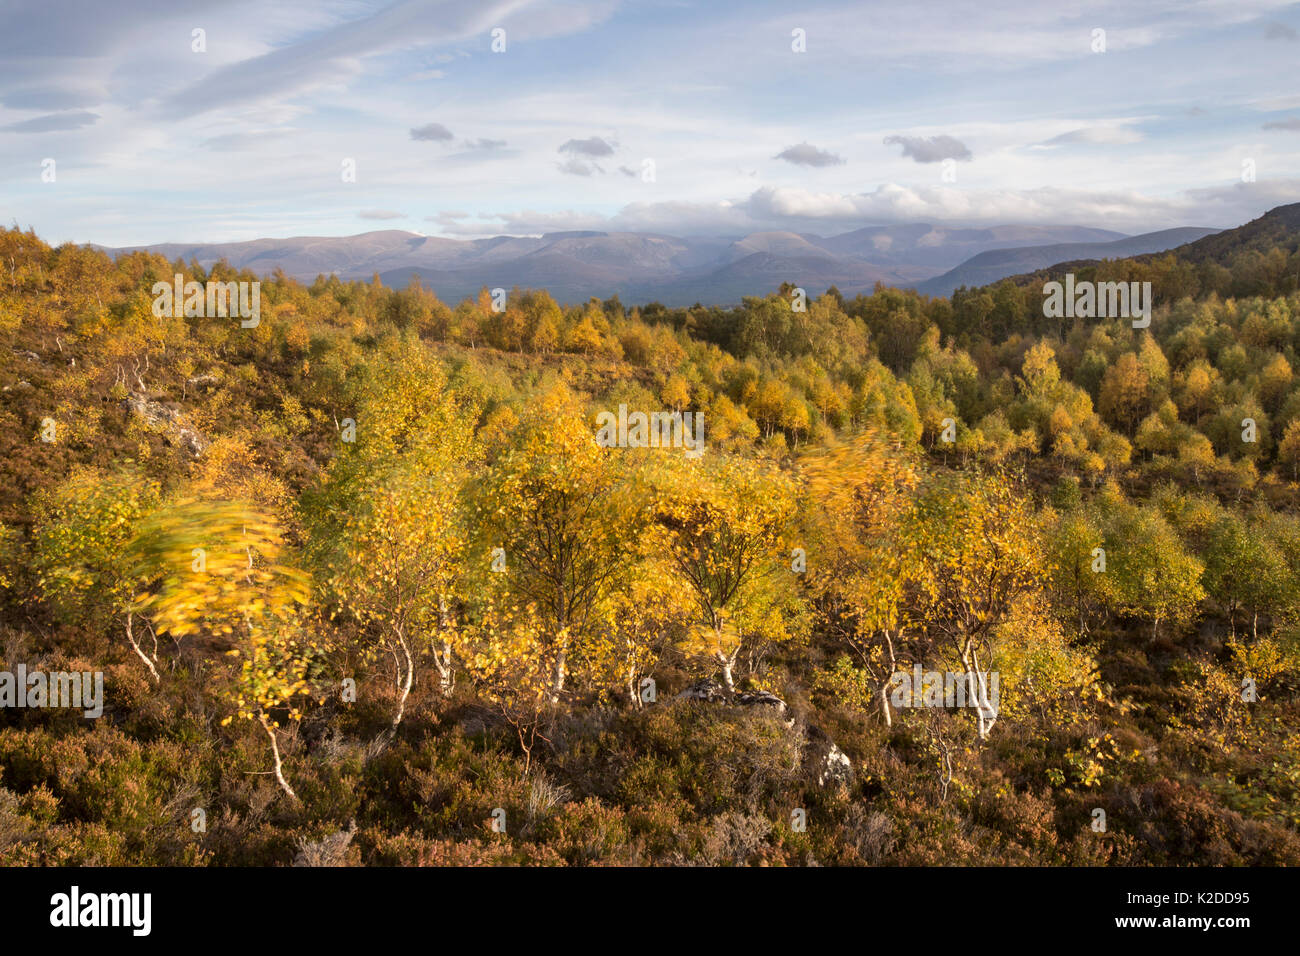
left=549, top=647, right=567, bottom=703
left=717, top=647, right=736, bottom=693
left=878, top=679, right=894, bottom=728
left=433, top=596, right=455, bottom=695
left=124, top=612, right=160, bottom=684
left=961, top=646, right=998, bottom=740
left=431, top=641, right=454, bottom=695
left=259, top=714, right=297, bottom=801
left=391, top=629, right=414, bottom=731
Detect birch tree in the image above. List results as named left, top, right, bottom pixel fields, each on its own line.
left=802, top=431, right=921, bottom=726
left=31, top=466, right=164, bottom=682
left=474, top=384, right=639, bottom=701
left=305, top=345, right=480, bottom=731
left=128, top=498, right=314, bottom=800
left=650, top=455, right=802, bottom=692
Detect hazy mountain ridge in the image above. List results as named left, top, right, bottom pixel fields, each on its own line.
left=913, top=227, right=1222, bottom=297
left=996, top=203, right=1300, bottom=294
left=98, top=221, right=1215, bottom=306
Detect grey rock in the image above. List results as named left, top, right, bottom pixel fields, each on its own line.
left=818, top=742, right=854, bottom=788
left=122, top=391, right=207, bottom=457
left=735, top=689, right=789, bottom=717
left=676, top=678, right=728, bottom=703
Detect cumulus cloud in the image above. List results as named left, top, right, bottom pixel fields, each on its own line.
left=743, top=181, right=1300, bottom=231
left=2, top=110, right=99, bottom=133
left=774, top=142, right=845, bottom=167
left=559, top=136, right=616, bottom=157
left=425, top=210, right=496, bottom=231
left=1264, top=21, right=1297, bottom=41
left=883, top=134, right=972, bottom=163
left=359, top=209, right=405, bottom=220
left=1263, top=117, right=1300, bottom=131
left=558, top=157, right=599, bottom=176
left=410, top=122, right=453, bottom=141
left=556, top=137, right=616, bottom=175
left=463, top=137, right=506, bottom=149
left=439, top=179, right=1300, bottom=238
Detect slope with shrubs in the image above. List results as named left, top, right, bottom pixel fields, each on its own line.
left=1, top=213, right=1299, bottom=866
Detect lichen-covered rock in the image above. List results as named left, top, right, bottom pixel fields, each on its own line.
left=676, top=682, right=795, bottom=728
left=805, top=725, right=854, bottom=788
left=122, top=391, right=207, bottom=457
left=819, top=743, right=853, bottom=788
left=676, top=678, right=728, bottom=703
left=735, top=690, right=788, bottom=717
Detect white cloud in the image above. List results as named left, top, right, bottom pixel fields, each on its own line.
left=1039, top=126, right=1145, bottom=146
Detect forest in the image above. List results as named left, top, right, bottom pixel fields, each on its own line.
left=1, top=203, right=1299, bottom=866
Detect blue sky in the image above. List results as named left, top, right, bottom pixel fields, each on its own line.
left=3, top=0, right=1300, bottom=246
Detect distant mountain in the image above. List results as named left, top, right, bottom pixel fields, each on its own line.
left=994, top=203, right=1300, bottom=294
left=913, top=227, right=1221, bottom=297
left=1146, top=202, right=1300, bottom=264
left=98, top=222, right=1205, bottom=306
left=809, top=223, right=1125, bottom=269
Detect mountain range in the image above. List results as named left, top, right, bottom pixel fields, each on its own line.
left=98, top=221, right=1221, bottom=306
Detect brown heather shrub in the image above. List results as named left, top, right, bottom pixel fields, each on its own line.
left=534, top=797, right=633, bottom=864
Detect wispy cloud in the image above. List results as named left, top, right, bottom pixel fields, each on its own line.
left=3, top=0, right=1297, bottom=246
left=201, top=130, right=294, bottom=151
left=411, top=122, right=454, bottom=142
left=1039, top=125, right=1144, bottom=146
left=3, top=110, right=99, bottom=133
left=154, top=0, right=538, bottom=119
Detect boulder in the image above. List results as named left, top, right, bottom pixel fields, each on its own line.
left=818, top=742, right=854, bottom=788
left=122, top=391, right=207, bottom=458
left=735, top=689, right=789, bottom=718
left=806, top=724, right=854, bottom=788
left=676, top=678, right=728, bottom=703
left=676, top=681, right=795, bottom=728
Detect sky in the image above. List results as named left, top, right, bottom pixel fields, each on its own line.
left=3, top=0, right=1300, bottom=246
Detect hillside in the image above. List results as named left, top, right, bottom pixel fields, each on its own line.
left=996, top=203, right=1300, bottom=300
left=3, top=211, right=1300, bottom=868
left=914, top=227, right=1220, bottom=297
left=1168, top=202, right=1300, bottom=263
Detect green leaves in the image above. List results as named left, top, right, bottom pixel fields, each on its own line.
left=31, top=466, right=162, bottom=627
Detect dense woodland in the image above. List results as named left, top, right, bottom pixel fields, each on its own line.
left=2, top=204, right=1300, bottom=866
